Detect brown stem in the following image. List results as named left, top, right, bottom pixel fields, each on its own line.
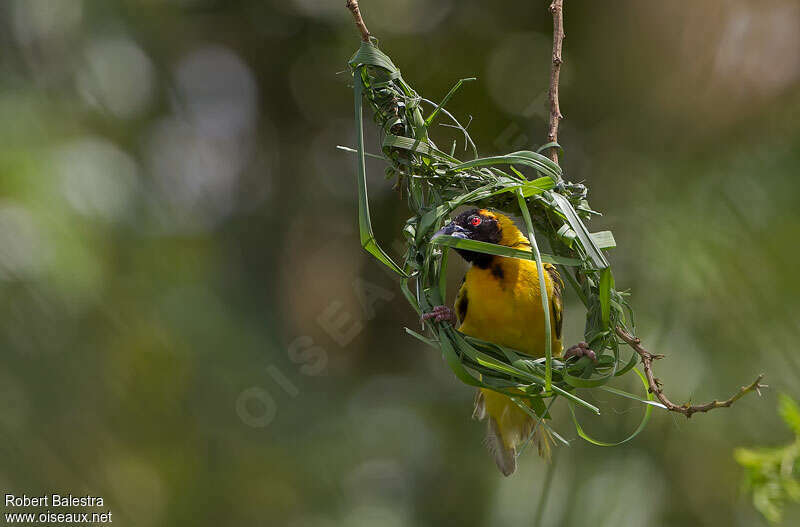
left=346, top=0, right=371, bottom=42
left=615, top=327, right=766, bottom=418
left=546, top=0, right=565, bottom=164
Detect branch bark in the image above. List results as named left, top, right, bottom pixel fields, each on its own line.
left=615, top=327, right=766, bottom=418
left=543, top=2, right=765, bottom=417
left=546, top=0, right=565, bottom=164
left=346, top=0, right=371, bottom=42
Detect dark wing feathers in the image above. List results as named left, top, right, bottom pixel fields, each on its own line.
left=544, top=264, right=563, bottom=339
left=454, top=275, right=468, bottom=325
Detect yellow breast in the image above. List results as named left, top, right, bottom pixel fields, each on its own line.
left=457, top=257, right=562, bottom=358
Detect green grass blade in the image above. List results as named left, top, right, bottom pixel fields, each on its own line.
left=349, top=40, right=399, bottom=72
left=353, top=67, right=408, bottom=277
left=430, top=235, right=581, bottom=266
left=424, top=77, right=476, bottom=126
left=438, top=327, right=483, bottom=387
left=451, top=151, right=561, bottom=181
left=590, top=230, right=616, bottom=249
left=405, top=327, right=439, bottom=348
left=516, top=189, right=553, bottom=393
left=598, top=385, right=667, bottom=409
left=552, top=193, right=609, bottom=269
left=568, top=368, right=654, bottom=446
left=599, top=268, right=614, bottom=329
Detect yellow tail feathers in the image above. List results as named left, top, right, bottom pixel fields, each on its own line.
left=474, top=388, right=552, bottom=476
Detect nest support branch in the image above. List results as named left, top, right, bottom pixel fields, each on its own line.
left=346, top=0, right=371, bottom=42
left=546, top=0, right=565, bottom=164
left=615, top=327, right=766, bottom=418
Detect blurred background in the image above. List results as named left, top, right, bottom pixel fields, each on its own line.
left=0, top=0, right=799, bottom=525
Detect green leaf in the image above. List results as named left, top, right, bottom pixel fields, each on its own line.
left=459, top=334, right=600, bottom=414
left=599, top=268, right=614, bottom=329
left=568, top=368, right=654, bottom=446
left=405, top=327, right=438, bottom=348
left=599, top=385, right=667, bottom=409
left=383, top=134, right=459, bottom=163
left=349, top=40, right=399, bottom=73
left=430, top=235, right=581, bottom=266
left=516, top=189, right=553, bottom=392
left=590, top=230, right=616, bottom=249
left=552, top=193, right=609, bottom=269
left=424, top=77, right=476, bottom=126
left=438, top=327, right=483, bottom=387
left=353, top=67, right=408, bottom=277
left=451, top=150, right=561, bottom=181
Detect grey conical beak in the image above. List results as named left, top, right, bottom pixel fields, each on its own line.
left=432, top=222, right=468, bottom=240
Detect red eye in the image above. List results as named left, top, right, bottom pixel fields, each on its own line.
left=470, top=216, right=482, bottom=227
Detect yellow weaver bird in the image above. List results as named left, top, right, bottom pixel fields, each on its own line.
left=423, top=208, right=595, bottom=476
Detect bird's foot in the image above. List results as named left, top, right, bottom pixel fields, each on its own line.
left=564, top=341, right=597, bottom=362
left=421, top=305, right=457, bottom=325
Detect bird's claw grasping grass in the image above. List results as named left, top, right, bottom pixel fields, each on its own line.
left=422, top=305, right=457, bottom=325
left=564, top=341, right=597, bottom=362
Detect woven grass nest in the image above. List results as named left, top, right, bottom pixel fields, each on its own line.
left=345, top=40, right=657, bottom=445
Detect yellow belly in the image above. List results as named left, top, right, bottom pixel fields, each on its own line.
left=457, top=257, right=562, bottom=358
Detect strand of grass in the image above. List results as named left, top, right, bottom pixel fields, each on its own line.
left=533, top=449, right=558, bottom=527
left=420, top=97, right=478, bottom=159
left=516, top=189, right=553, bottom=393
left=424, top=78, right=476, bottom=126
left=352, top=66, right=408, bottom=276
left=516, top=396, right=558, bottom=458
left=336, top=145, right=385, bottom=160
left=345, top=0, right=370, bottom=42
left=615, top=327, right=767, bottom=418
left=546, top=0, right=565, bottom=164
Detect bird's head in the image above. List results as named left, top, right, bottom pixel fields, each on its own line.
left=433, top=208, right=527, bottom=267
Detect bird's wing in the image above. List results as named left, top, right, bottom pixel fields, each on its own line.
left=454, top=275, right=468, bottom=325
left=544, top=264, right=563, bottom=339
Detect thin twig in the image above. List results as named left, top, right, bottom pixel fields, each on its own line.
left=543, top=1, right=765, bottom=417
left=546, top=0, right=565, bottom=164
left=615, top=327, right=767, bottom=418
left=346, top=0, right=371, bottom=42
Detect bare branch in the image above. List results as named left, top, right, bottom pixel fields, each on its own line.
left=346, top=1, right=371, bottom=42
left=615, top=327, right=766, bottom=418
left=546, top=0, right=565, bottom=164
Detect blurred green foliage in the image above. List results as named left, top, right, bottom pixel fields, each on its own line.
left=0, top=1, right=799, bottom=526
left=736, top=395, right=800, bottom=524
